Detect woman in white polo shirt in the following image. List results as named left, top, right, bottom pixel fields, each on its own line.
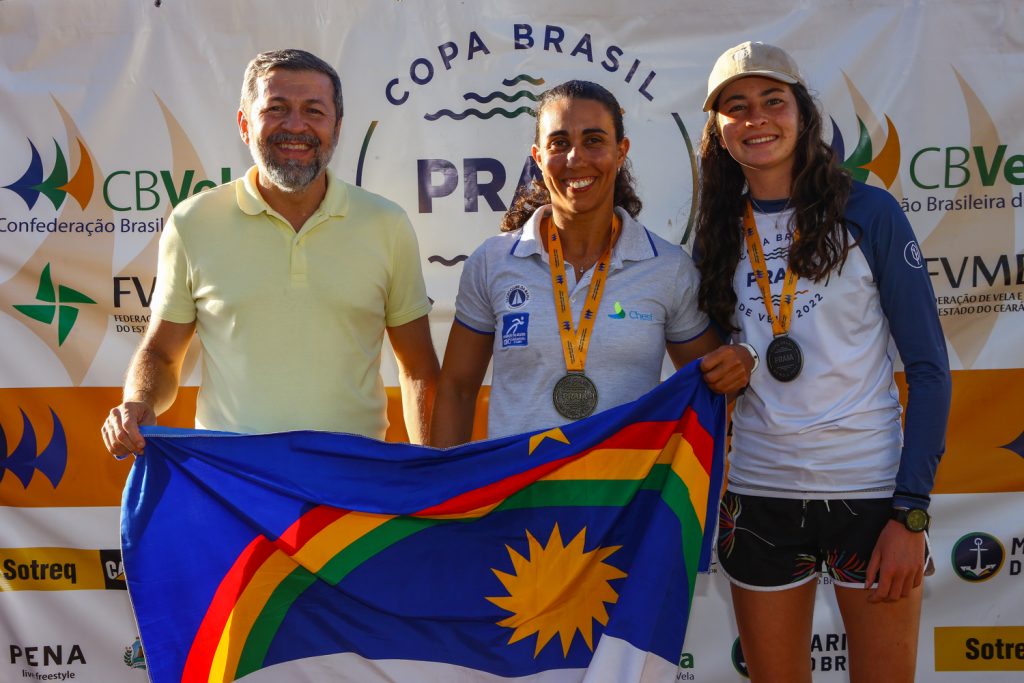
left=430, top=80, right=752, bottom=446
left=695, top=41, right=951, bottom=682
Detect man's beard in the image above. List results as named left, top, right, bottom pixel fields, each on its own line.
left=253, top=131, right=336, bottom=192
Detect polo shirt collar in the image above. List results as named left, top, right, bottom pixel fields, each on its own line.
left=235, top=165, right=350, bottom=218
left=510, top=205, right=658, bottom=267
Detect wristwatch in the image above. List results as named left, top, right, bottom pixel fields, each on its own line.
left=892, top=507, right=930, bottom=532
left=737, top=342, right=759, bottom=373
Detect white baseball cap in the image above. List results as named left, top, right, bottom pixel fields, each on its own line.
left=704, top=41, right=805, bottom=112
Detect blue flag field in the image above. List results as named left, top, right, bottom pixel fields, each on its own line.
left=120, top=363, right=725, bottom=682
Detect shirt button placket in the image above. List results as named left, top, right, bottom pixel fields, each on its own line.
left=291, top=234, right=308, bottom=286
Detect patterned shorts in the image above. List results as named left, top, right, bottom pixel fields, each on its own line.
left=716, top=491, right=897, bottom=590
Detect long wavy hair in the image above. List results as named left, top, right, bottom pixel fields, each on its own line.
left=500, top=80, right=642, bottom=232
left=694, top=82, right=854, bottom=332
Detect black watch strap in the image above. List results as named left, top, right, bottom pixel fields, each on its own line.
left=892, top=507, right=930, bottom=532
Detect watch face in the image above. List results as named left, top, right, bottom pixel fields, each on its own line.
left=906, top=508, right=929, bottom=531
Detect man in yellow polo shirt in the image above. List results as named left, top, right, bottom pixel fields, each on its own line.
left=101, top=49, right=438, bottom=454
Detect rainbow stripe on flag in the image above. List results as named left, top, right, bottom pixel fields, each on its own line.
left=121, top=363, right=724, bottom=682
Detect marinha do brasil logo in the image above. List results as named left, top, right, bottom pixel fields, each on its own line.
left=952, top=532, right=1005, bottom=583
left=13, top=263, right=96, bottom=345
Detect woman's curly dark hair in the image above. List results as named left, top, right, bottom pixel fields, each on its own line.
left=694, top=82, right=854, bottom=332
left=500, top=80, right=642, bottom=232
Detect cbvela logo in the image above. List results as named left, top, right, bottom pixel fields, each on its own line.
left=905, top=73, right=1024, bottom=196
left=0, top=97, right=227, bottom=386
left=12, top=264, right=95, bottom=346
left=951, top=532, right=1005, bottom=582
left=893, top=69, right=1022, bottom=213
left=829, top=73, right=901, bottom=189
left=3, top=138, right=94, bottom=210
left=830, top=72, right=1023, bottom=207
left=0, top=406, right=67, bottom=488
left=358, top=19, right=698, bottom=276
left=1, top=96, right=235, bottom=224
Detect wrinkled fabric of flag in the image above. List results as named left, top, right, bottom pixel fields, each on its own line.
left=121, top=363, right=725, bottom=683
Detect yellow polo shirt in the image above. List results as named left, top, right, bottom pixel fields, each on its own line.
left=151, top=166, right=431, bottom=437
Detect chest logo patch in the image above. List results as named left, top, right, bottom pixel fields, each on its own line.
left=501, top=312, right=529, bottom=347
left=505, top=284, right=530, bottom=309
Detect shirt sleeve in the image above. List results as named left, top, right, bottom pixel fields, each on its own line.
left=453, top=242, right=497, bottom=335
left=149, top=213, right=197, bottom=324
left=665, top=245, right=711, bottom=343
left=384, top=210, right=432, bottom=328
left=854, top=187, right=952, bottom=510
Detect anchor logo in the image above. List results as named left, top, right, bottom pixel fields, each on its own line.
left=952, top=532, right=1004, bottom=583
left=960, top=537, right=998, bottom=578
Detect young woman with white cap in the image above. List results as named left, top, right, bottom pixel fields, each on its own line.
left=695, top=41, right=951, bottom=683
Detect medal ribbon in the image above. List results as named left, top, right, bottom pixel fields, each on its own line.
left=742, top=200, right=799, bottom=337
left=544, top=213, right=620, bottom=372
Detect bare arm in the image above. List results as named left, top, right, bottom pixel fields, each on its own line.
left=387, top=315, right=440, bottom=445
left=100, top=317, right=195, bottom=457
left=864, top=521, right=927, bottom=602
left=429, top=322, right=493, bottom=448
left=667, top=328, right=753, bottom=396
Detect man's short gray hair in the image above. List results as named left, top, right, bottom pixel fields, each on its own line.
left=240, top=49, right=343, bottom=120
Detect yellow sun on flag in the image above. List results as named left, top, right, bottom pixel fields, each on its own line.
left=486, top=523, right=627, bottom=657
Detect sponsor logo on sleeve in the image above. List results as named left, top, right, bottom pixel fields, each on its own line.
left=904, top=240, right=924, bottom=268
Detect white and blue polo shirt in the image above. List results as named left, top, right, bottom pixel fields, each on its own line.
left=455, top=205, right=709, bottom=439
